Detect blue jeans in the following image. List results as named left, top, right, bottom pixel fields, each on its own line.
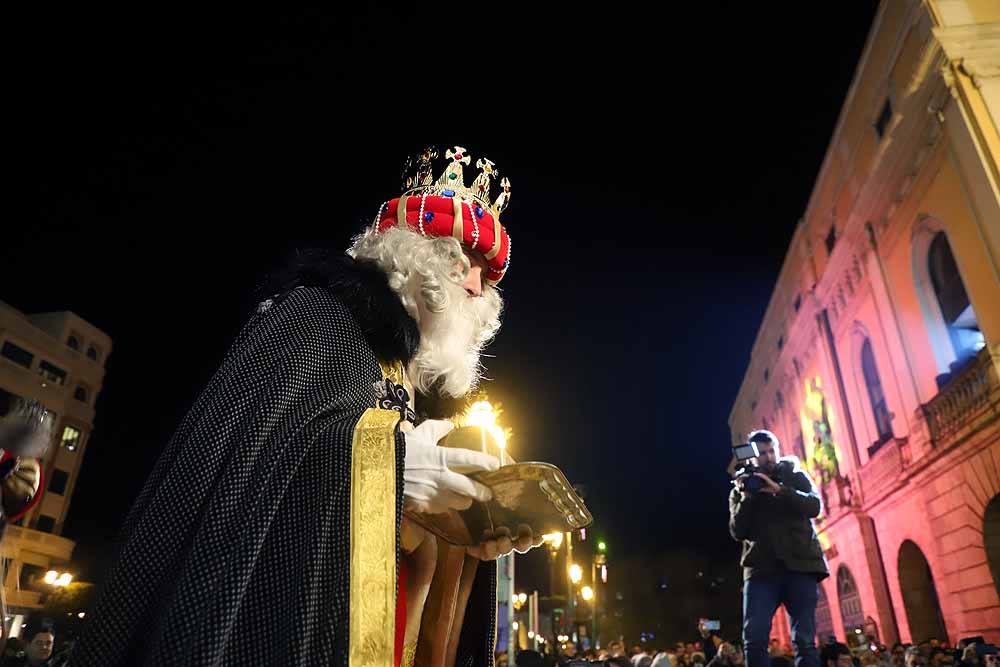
left=743, top=572, right=819, bottom=667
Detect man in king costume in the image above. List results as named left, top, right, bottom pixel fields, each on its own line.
left=72, top=146, right=539, bottom=666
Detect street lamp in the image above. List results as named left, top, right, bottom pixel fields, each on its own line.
left=543, top=532, right=564, bottom=550
left=43, top=570, right=72, bottom=587
left=463, top=400, right=509, bottom=464
left=569, top=563, right=582, bottom=584
left=592, top=547, right=608, bottom=649
left=581, top=585, right=594, bottom=601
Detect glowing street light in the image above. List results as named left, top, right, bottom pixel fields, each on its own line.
left=569, top=563, right=583, bottom=584
left=463, top=400, right=510, bottom=463
left=43, top=570, right=73, bottom=587
left=543, top=532, right=564, bottom=550
left=581, top=585, right=594, bottom=601
left=598, top=541, right=607, bottom=552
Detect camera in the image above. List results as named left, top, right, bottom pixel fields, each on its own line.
left=732, top=441, right=765, bottom=493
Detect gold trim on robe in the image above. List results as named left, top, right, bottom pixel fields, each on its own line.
left=349, top=407, right=401, bottom=666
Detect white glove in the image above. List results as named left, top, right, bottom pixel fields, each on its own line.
left=403, top=420, right=499, bottom=514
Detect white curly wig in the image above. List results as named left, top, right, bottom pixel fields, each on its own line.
left=349, top=226, right=503, bottom=397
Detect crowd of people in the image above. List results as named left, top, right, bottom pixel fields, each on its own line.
left=499, top=632, right=1000, bottom=667
left=0, top=622, right=66, bottom=667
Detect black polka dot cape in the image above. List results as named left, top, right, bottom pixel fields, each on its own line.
left=71, top=288, right=403, bottom=666
left=70, top=253, right=496, bottom=667
left=71, top=257, right=496, bottom=666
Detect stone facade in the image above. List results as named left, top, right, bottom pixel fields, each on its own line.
left=730, top=0, right=1000, bottom=647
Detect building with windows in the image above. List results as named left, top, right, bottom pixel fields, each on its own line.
left=0, top=300, right=111, bottom=615
left=729, top=0, right=999, bottom=647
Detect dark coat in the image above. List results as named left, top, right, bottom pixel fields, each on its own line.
left=728, top=459, right=829, bottom=580
left=72, top=257, right=495, bottom=666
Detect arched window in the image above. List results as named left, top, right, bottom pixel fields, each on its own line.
left=73, top=386, right=88, bottom=403
left=928, top=232, right=981, bottom=367
left=86, top=345, right=100, bottom=362
left=985, top=495, right=1000, bottom=596
left=861, top=338, right=892, bottom=449
left=67, top=336, right=80, bottom=351
left=837, top=565, right=865, bottom=634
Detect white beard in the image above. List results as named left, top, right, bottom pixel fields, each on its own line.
left=348, top=226, right=503, bottom=398
left=405, top=276, right=501, bottom=398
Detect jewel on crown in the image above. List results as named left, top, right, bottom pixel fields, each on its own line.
left=400, top=145, right=512, bottom=220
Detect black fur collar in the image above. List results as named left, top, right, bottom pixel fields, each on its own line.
left=259, top=249, right=472, bottom=419
left=260, top=250, right=420, bottom=365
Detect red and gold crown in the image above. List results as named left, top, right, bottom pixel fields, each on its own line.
left=372, top=146, right=512, bottom=285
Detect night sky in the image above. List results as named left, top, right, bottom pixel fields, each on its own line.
left=8, top=4, right=878, bottom=594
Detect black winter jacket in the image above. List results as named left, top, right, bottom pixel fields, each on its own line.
left=728, top=459, right=829, bottom=581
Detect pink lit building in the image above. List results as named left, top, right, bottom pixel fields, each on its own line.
left=729, top=0, right=1000, bottom=648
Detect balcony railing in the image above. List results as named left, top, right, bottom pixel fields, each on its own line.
left=922, top=347, right=1000, bottom=447
left=859, top=437, right=904, bottom=499
left=3, top=588, right=43, bottom=609
left=0, top=525, right=76, bottom=560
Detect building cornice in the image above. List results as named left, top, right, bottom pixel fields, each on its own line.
left=933, top=21, right=1000, bottom=83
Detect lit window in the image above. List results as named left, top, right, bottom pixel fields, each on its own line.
left=928, top=232, right=982, bottom=365
left=38, top=361, right=67, bottom=386
left=61, top=426, right=81, bottom=452
left=1, top=341, right=34, bottom=369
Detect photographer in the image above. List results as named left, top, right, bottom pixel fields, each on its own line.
left=729, top=430, right=829, bottom=667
